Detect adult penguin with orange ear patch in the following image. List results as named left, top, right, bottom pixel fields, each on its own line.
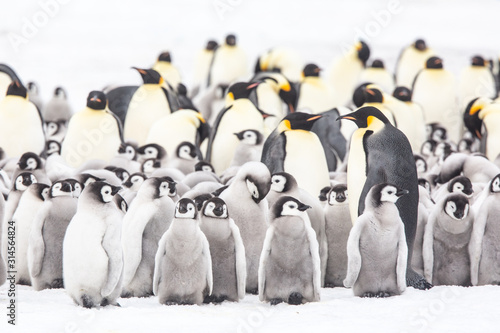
left=338, top=106, right=431, bottom=290
left=261, top=112, right=330, bottom=197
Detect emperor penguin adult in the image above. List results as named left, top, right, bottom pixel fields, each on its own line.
left=250, top=72, right=298, bottom=116
left=344, top=183, right=408, bottom=297
left=338, top=106, right=430, bottom=289
left=261, top=112, right=330, bottom=197
left=0, top=63, right=22, bottom=99
left=28, top=180, right=77, bottom=291
left=327, top=41, right=370, bottom=107
left=469, top=174, right=500, bottom=286
left=422, top=193, right=474, bottom=286
left=477, top=101, right=500, bottom=161
left=61, top=91, right=123, bottom=168
left=121, top=177, right=176, bottom=297
left=218, top=162, right=271, bottom=294
left=0, top=81, right=45, bottom=158
left=296, top=64, right=337, bottom=114
left=152, top=51, right=182, bottom=89
left=458, top=55, right=497, bottom=108
left=358, top=84, right=396, bottom=126
left=153, top=198, right=213, bottom=305
left=63, top=181, right=123, bottom=308
left=123, top=68, right=178, bottom=146
left=358, top=59, right=395, bottom=94
left=395, top=39, right=434, bottom=88
left=209, top=34, right=248, bottom=87
left=254, top=47, right=304, bottom=82
left=412, top=56, right=460, bottom=143
left=259, top=196, right=321, bottom=305
left=200, top=197, right=246, bottom=303
left=42, top=86, right=72, bottom=124
left=192, top=40, right=218, bottom=90
left=392, top=86, right=427, bottom=151
left=206, top=82, right=266, bottom=174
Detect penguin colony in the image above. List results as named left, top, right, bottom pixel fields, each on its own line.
left=1, top=35, right=500, bottom=308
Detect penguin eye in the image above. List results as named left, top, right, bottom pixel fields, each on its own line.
left=31, top=175, right=37, bottom=182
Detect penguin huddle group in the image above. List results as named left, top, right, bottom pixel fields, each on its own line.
left=0, top=35, right=500, bottom=308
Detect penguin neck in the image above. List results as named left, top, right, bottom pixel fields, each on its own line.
left=201, top=218, right=231, bottom=239
left=438, top=216, right=472, bottom=235
left=274, top=215, right=306, bottom=237
left=369, top=202, right=400, bottom=224
left=170, top=219, right=199, bottom=238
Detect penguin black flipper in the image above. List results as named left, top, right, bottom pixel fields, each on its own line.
left=0, top=64, right=22, bottom=84
left=162, top=86, right=180, bottom=112
left=311, top=108, right=347, bottom=171
left=105, top=110, right=125, bottom=143
left=106, top=86, right=138, bottom=125
left=260, top=131, right=286, bottom=175
left=205, top=105, right=233, bottom=163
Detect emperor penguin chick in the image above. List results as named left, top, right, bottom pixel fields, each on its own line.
left=153, top=198, right=212, bottom=305
left=121, top=177, right=176, bottom=297
left=200, top=197, right=246, bottom=303
left=259, top=196, right=321, bottom=305
left=423, top=193, right=474, bottom=286
left=63, top=181, right=123, bottom=308
left=344, top=184, right=408, bottom=297
left=324, top=184, right=352, bottom=287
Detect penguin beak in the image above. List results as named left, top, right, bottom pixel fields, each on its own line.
left=213, top=206, right=224, bottom=216
left=396, top=189, right=409, bottom=197
left=247, top=82, right=260, bottom=90
left=122, top=180, right=133, bottom=188
left=298, top=203, right=311, bottom=211
left=178, top=205, right=188, bottom=214
left=336, top=115, right=356, bottom=122
left=336, top=193, right=346, bottom=203
left=61, top=182, right=72, bottom=193
left=366, top=88, right=376, bottom=96
left=111, top=186, right=121, bottom=196
left=307, top=115, right=322, bottom=122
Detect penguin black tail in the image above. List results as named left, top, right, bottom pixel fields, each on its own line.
left=81, top=294, right=94, bottom=309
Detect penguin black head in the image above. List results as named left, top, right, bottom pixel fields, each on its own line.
left=393, top=86, right=412, bottom=102
left=18, top=152, right=42, bottom=170
left=420, top=139, right=437, bottom=156
left=64, top=178, right=83, bottom=198
left=279, top=112, right=322, bottom=132
left=149, top=176, right=176, bottom=198
left=245, top=173, right=271, bottom=204
left=14, top=172, right=37, bottom=191
left=447, top=176, right=473, bottom=197
left=86, top=181, right=121, bottom=204
left=363, top=85, right=384, bottom=103
left=142, top=158, right=161, bottom=174
left=352, top=82, right=372, bottom=107
left=302, top=64, right=321, bottom=78
left=356, top=41, right=370, bottom=66
left=234, top=129, right=263, bottom=146
left=50, top=180, right=72, bottom=198
left=79, top=173, right=105, bottom=189
left=132, top=67, right=164, bottom=85
left=370, top=183, right=408, bottom=207
left=86, top=91, right=107, bottom=110
left=318, top=186, right=332, bottom=202
left=205, top=40, right=219, bottom=51
left=137, top=143, right=166, bottom=161
left=32, top=183, right=50, bottom=201
left=202, top=197, right=228, bottom=218
left=414, top=154, right=428, bottom=173
left=118, top=142, right=137, bottom=161
left=7, top=81, right=27, bottom=98
left=195, top=161, right=215, bottom=173
left=225, top=34, right=237, bottom=46
left=490, top=174, right=500, bottom=193
left=45, top=121, right=63, bottom=137
left=328, top=184, right=348, bottom=205
left=122, top=172, right=147, bottom=189
left=227, top=82, right=260, bottom=100
left=175, top=198, right=197, bottom=219
left=272, top=196, right=311, bottom=219
left=27, top=81, right=39, bottom=94
left=337, top=106, right=390, bottom=128
left=418, top=178, right=432, bottom=194
left=271, top=172, right=296, bottom=194
left=194, top=193, right=214, bottom=211
left=104, top=166, right=130, bottom=182
left=426, top=56, right=443, bottom=69
left=414, top=39, right=427, bottom=51
left=443, top=194, right=469, bottom=220
left=457, top=138, right=473, bottom=153
left=114, top=193, right=128, bottom=213
left=428, top=123, right=447, bottom=142
left=371, top=59, right=385, bottom=69
left=54, top=86, right=67, bottom=98
left=158, top=51, right=172, bottom=63
left=463, top=97, right=491, bottom=140
left=176, top=141, right=198, bottom=160
left=471, top=55, right=486, bottom=67
left=177, top=83, right=188, bottom=96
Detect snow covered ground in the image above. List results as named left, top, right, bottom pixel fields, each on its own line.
left=1, top=0, right=500, bottom=332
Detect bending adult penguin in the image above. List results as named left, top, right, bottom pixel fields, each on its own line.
left=395, top=39, right=434, bottom=88
left=296, top=64, right=337, bottom=114
left=261, top=112, right=330, bottom=197
left=63, top=181, right=123, bottom=308
left=458, top=55, right=497, bottom=108
left=123, top=68, right=178, bottom=146
left=152, top=51, right=182, bottom=89
left=250, top=72, right=297, bottom=116
left=209, top=34, right=248, bottom=87
left=61, top=91, right=123, bottom=168
left=338, top=106, right=430, bottom=289
left=0, top=81, right=45, bottom=158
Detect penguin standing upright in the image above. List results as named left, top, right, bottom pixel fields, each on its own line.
left=123, top=68, right=178, bottom=146
left=358, top=59, right=395, bottom=94
left=338, top=106, right=430, bottom=289
left=42, top=87, right=72, bottom=124
left=458, top=55, right=497, bottom=108
left=209, top=34, right=248, bottom=87
left=296, top=64, right=337, bottom=114
left=392, top=86, right=427, bottom=151
left=327, top=41, right=370, bottom=107
left=63, top=181, right=123, bottom=308
left=358, top=84, right=396, bottom=126
left=0, top=81, right=45, bottom=158
left=27, top=82, right=43, bottom=112
left=261, top=112, right=330, bottom=197
left=254, top=47, right=303, bottom=82
left=229, top=129, right=264, bottom=167
left=152, top=51, right=182, bottom=89
left=478, top=102, right=500, bottom=161
left=61, top=91, right=123, bottom=168
left=192, top=40, right=218, bottom=90
left=412, top=56, right=460, bottom=143
left=395, top=39, right=434, bottom=88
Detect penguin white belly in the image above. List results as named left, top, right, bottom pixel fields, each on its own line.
left=483, top=111, right=500, bottom=161
left=62, top=111, right=121, bottom=168
left=297, top=80, right=336, bottom=114
left=458, top=67, right=496, bottom=108
left=124, top=86, right=171, bottom=145
left=211, top=100, right=264, bottom=174
left=0, top=73, right=11, bottom=99
left=384, top=98, right=418, bottom=151
left=406, top=102, right=427, bottom=151
left=265, top=48, right=303, bottom=82
left=346, top=129, right=368, bottom=223
left=283, top=130, right=330, bottom=197
left=358, top=69, right=395, bottom=93
left=152, top=63, right=181, bottom=88
left=192, top=50, right=214, bottom=87
left=396, top=48, right=434, bottom=88
left=327, top=53, right=363, bottom=107
left=210, top=48, right=247, bottom=86
left=0, top=97, right=44, bottom=158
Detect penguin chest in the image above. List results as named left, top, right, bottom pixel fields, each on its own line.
left=297, top=79, right=335, bottom=114
left=256, top=84, right=284, bottom=118
left=482, top=110, right=500, bottom=161
left=347, top=129, right=368, bottom=223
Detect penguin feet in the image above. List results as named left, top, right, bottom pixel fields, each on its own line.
left=270, top=298, right=284, bottom=306
left=324, top=283, right=336, bottom=288
left=203, top=295, right=228, bottom=304
left=247, top=288, right=258, bottom=295
left=361, top=292, right=376, bottom=298
left=164, top=301, right=179, bottom=306
left=406, top=269, right=433, bottom=290
left=101, top=298, right=120, bottom=307
left=121, top=291, right=133, bottom=298
left=288, top=292, right=303, bottom=305
left=81, top=294, right=94, bottom=308
left=375, top=291, right=392, bottom=298
left=51, top=278, right=64, bottom=289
